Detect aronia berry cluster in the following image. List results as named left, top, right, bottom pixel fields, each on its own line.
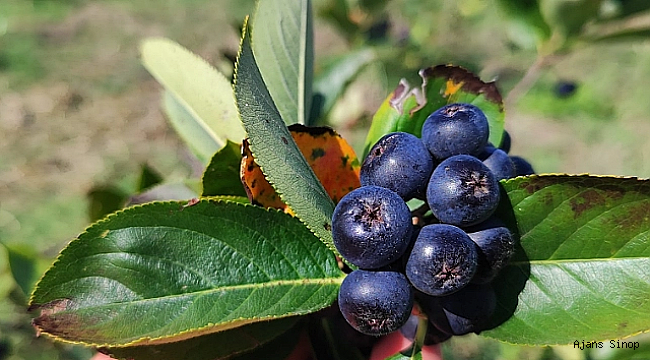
left=333, top=103, right=535, bottom=342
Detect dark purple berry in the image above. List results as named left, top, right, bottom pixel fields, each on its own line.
left=405, top=224, right=478, bottom=296
left=435, top=283, right=497, bottom=335
left=499, top=130, right=511, bottom=153
left=482, top=148, right=516, bottom=181
left=466, top=217, right=516, bottom=283
left=427, top=155, right=500, bottom=227
left=555, top=81, right=577, bottom=98
left=361, top=132, right=435, bottom=200
left=510, top=155, right=535, bottom=176
left=421, top=103, right=490, bottom=159
left=338, top=270, right=414, bottom=336
left=332, top=186, right=413, bottom=269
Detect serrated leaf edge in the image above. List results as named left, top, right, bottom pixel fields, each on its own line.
left=29, top=197, right=344, bottom=347
left=232, top=17, right=342, bottom=261
left=139, top=38, right=238, bottom=146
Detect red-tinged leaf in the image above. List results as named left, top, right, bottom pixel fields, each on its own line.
left=288, top=124, right=361, bottom=203
left=241, top=139, right=290, bottom=212
left=364, top=65, right=505, bottom=158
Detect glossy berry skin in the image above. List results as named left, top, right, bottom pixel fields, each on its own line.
left=332, top=186, right=413, bottom=269
left=510, top=155, right=535, bottom=176
left=466, top=217, right=516, bottom=283
left=421, top=103, right=490, bottom=159
left=405, top=224, right=478, bottom=296
left=425, top=283, right=497, bottom=335
left=361, top=132, right=435, bottom=200
left=338, top=270, right=414, bottom=336
left=427, top=155, right=500, bottom=227
left=482, top=148, right=515, bottom=181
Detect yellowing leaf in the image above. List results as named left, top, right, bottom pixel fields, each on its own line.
left=240, top=125, right=361, bottom=212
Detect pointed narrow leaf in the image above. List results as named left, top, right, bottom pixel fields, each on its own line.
left=310, top=48, right=376, bottom=123
left=141, top=38, right=245, bottom=158
left=5, top=243, right=49, bottom=297
left=484, top=175, right=650, bottom=345
left=162, top=91, right=223, bottom=163
left=138, top=164, right=163, bottom=192
left=29, top=199, right=343, bottom=347
left=234, top=22, right=338, bottom=255
left=202, top=140, right=247, bottom=197
left=102, top=318, right=299, bottom=360
left=363, top=65, right=504, bottom=158
left=252, top=0, right=313, bottom=125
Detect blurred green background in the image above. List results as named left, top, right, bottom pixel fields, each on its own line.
left=2, top=0, right=650, bottom=359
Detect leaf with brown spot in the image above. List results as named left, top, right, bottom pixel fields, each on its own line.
left=28, top=199, right=343, bottom=347
left=363, top=64, right=505, bottom=158
left=484, top=174, right=650, bottom=345
left=240, top=125, right=360, bottom=210
left=241, top=139, right=289, bottom=212
left=288, top=124, right=360, bottom=204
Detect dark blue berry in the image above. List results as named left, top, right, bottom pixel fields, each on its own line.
left=405, top=224, right=478, bottom=296
left=510, top=155, right=535, bottom=176
left=465, top=217, right=516, bottom=283
left=338, top=270, right=414, bottom=336
left=427, top=155, right=500, bottom=227
left=433, top=283, right=497, bottom=335
left=421, top=103, right=489, bottom=159
left=332, top=186, right=413, bottom=269
left=499, top=130, right=511, bottom=153
left=482, top=148, right=516, bottom=181
left=361, top=132, right=435, bottom=200
left=555, top=81, right=577, bottom=98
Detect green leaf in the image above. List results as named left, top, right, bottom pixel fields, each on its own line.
left=251, top=0, right=313, bottom=125
left=202, top=141, right=247, bottom=197
left=316, top=0, right=359, bottom=42
left=234, top=21, right=338, bottom=256
left=87, top=186, right=127, bottom=222
left=102, top=318, right=300, bottom=360
left=484, top=175, right=650, bottom=345
left=140, top=38, right=245, bottom=162
left=138, top=164, right=163, bottom=192
left=363, top=65, right=505, bottom=159
left=29, top=199, right=344, bottom=347
left=539, top=0, right=603, bottom=37
left=495, top=0, right=552, bottom=47
left=4, top=243, right=49, bottom=298
left=310, top=48, right=376, bottom=124
left=0, top=243, right=16, bottom=299
left=127, top=182, right=198, bottom=206
left=617, top=1, right=650, bottom=17
left=161, top=90, right=223, bottom=164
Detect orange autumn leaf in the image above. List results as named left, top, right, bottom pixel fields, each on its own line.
left=240, top=124, right=361, bottom=213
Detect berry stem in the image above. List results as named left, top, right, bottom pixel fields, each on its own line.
left=413, top=312, right=429, bottom=353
